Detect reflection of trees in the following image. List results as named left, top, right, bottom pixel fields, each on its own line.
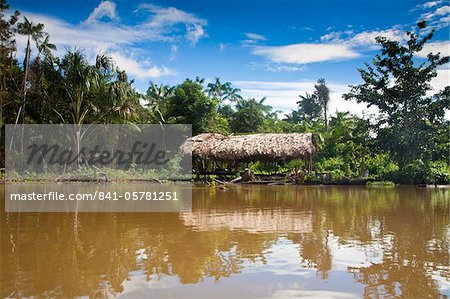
left=286, top=186, right=449, bottom=297
left=298, top=231, right=332, bottom=279
left=346, top=189, right=450, bottom=298
left=1, top=186, right=449, bottom=298
left=349, top=256, right=443, bottom=298
left=0, top=202, right=278, bottom=296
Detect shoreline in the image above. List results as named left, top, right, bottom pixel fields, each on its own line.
left=1, top=178, right=448, bottom=188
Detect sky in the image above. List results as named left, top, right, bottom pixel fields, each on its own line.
left=9, top=0, right=450, bottom=117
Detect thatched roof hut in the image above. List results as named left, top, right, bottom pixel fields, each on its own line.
left=183, top=133, right=317, bottom=163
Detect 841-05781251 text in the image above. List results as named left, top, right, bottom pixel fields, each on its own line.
left=9, top=191, right=179, bottom=201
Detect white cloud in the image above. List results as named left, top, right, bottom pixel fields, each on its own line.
left=423, top=5, right=450, bottom=19
left=16, top=13, right=132, bottom=55
left=85, top=1, right=118, bottom=24
left=14, top=13, right=174, bottom=80
left=418, top=41, right=450, bottom=57
left=321, top=27, right=407, bottom=48
left=14, top=2, right=208, bottom=80
left=419, top=3, right=450, bottom=29
left=439, top=15, right=450, bottom=24
left=219, top=43, right=226, bottom=52
left=138, top=4, right=207, bottom=45
left=242, top=32, right=267, bottom=45
left=169, top=44, right=178, bottom=61
left=347, top=28, right=407, bottom=47
left=423, top=1, right=443, bottom=8
left=250, top=27, right=407, bottom=67
left=245, top=32, right=267, bottom=41
left=250, top=62, right=307, bottom=72
left=416, top=1, right=443, bottom=10
left=186, top=23, right=206, bottom=44
left=320, top=31, right=344, bottom=42
left=302, top=27, right=314, bottom=32
left=431, top=68, right=450, bottom=92
left=252, top=44, right=360, bottom=64
left=232, top=74, right=448, bottom=119
left=110, top=52, right=175, bottom=79
left=232, top=80, right=378, bottom=117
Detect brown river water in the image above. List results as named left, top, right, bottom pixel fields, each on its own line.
left=1, top=184, right=449, bottom=298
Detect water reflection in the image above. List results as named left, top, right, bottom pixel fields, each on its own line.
left=1, top=185, right=449, bottom=298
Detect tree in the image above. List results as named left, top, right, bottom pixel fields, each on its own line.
left=15, top=16, right=45, bottom=124
left=0, top=0, right=20, bottom=166
left=0, top=0, right=19, bottom=65
left=165, top=79, right=227, bottom=134
left=206, top=77, right=242, bottom=103
left=145, top=82, right=174, bottom=124
left=315, top=112, right=374, bottom=178
left=206, top=77, right=227, bottom=101
left=288, top=92, right=323, bottom=123
left=314, top=78, right=330, bottom=130
left=37, top=35, right=56, bottom=61
left=103, top=69, right=140, bottom=123
left=0, top=0, right=20, bottom=122
left=224, top=85, right=242, bottom=102
left=194, top=76, right=205, bottom=85
left=231, top=97, right=272, bottom=133
left=53, top=50, right=139, bottom=125
left=344, top=21, right=450, bottom=167
left=217, top=104, right=234, bottom=124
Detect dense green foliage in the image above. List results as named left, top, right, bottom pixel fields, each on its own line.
left=0, top=1, right=448, bottom=184
left=165, top=79, right=227, bottom=134
left=344, top=22, right=450, bottom=168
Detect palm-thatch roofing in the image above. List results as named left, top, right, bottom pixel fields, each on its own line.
left=182, top=133, right=317, bottom=162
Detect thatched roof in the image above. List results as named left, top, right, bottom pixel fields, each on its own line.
left=182, top=133, right=317, bottom=162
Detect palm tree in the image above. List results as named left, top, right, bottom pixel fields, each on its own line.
left=206, top=77, right=242, bottom=103
left=37, top=35, right=56, bottom=60
left=329, top=111, right=357, bottom=139
left=314, top=78, right=330, bottom=131
left=224, top=86, right=242, bottom=102
left=194, top=76, right=205, bottom=85
left=52, top=51, right=137, bottom=165
left=296, top=92, right=322, bottom=123
left=232, top=97, right=273, bottom=132
left=145, top=82, right=174, bottom=124
left=206, top=77, right=227, bottom=100
left=105, top=70, right=138, bottom=122
left=257, top=97, right=272, bottom=114
left=15, top=17, right=45, bottom=124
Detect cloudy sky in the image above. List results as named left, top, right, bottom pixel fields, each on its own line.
left=9, top=0, right=450, bottom=116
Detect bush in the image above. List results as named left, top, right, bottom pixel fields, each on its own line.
left=286, top=159, right=305, bottom=170
left=365, top=153, right=399, bottom=180
left=366, top=181, right=395, bottom=187
left=316, top=157, right=347, bottom=179
left=425, top=160, right=450, bottom=184
left=248, top=161, right=286, bottom=174
left=387, top=159, right=450, bottom=184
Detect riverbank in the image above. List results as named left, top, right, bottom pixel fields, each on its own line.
left=2, top=174, right=448, bottom=188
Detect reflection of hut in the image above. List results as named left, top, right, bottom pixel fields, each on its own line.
left=182, top=133, right=318, bottom=174
left=181, top=210, right=313, bottom=233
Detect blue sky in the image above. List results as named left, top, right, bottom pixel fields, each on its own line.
left=9, top=0, right=450, bottom=116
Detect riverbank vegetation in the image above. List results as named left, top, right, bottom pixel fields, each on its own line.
left=1, top=1, right=449, bottom=184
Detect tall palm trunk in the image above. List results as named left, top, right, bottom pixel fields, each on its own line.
left=11, top=36, right=31, bottom=154
left=15, top=36, right=31, bottom=125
